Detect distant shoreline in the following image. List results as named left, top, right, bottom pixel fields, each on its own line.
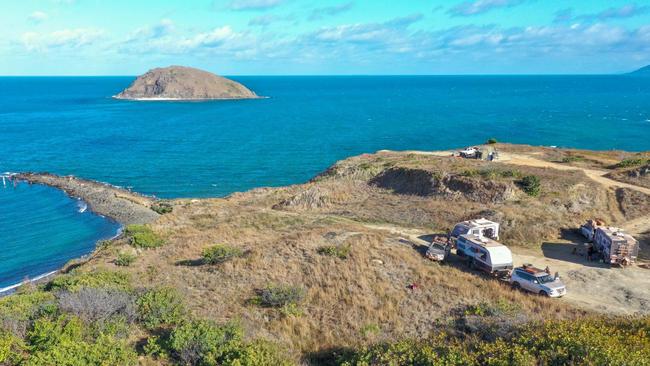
left=111, top=95, right=269, bottom=101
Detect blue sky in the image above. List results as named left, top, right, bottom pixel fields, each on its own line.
left=1, top=0, right=650, bottom=75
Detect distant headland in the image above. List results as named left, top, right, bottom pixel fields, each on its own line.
left=113, top=65, right=260, bottom=101
left=628, top=64, right=650, bottom=76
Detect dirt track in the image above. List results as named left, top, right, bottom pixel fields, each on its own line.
left=364, top=150, right=650, bottom=315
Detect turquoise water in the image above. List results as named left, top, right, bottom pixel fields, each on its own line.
left=0, top=181, right=120, bottom=289
left=0, top=75, right=649, bottom=288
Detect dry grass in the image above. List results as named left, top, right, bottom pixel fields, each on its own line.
left=68, top=146, right=644, bottom=358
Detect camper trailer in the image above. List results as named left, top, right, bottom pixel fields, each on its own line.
left=449, top=218, right=500, bottom=244
left=593, top=227, right=639, bottom=266
left=580, top=219, right=606, bottom=241
left=455, top=234, right=513, bottom=276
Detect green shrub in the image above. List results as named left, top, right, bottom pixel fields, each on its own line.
left=613, top=158, right=649, bottom=169
left=0, top=331, right=25, bottom=365
left=255, top=285, right=305, bottom=308
left=202, top=245, right=244, bottom=265
left=486, top=138, right=498, bottom=144
left=168, top=319, right=243, bottom=365
left=151, top=202, right=173, bottom=215
left=47, top=271, right=132, bottom=292
left=223, top=340, right=293, bottom=366
left=560, top=155, right=585, bottom=163
left=317, top=244, right=351, bottom=259
left=26, top=315, right=137, bottom=365
left=136, top=287, right=185, bottom=330
left=519, top=175, right=541, bottom=196
left=115, top=252, right=136, bottom=267
left=464, top=299, right=521, bottom=317
left=125, top=225, right=165, bottom=249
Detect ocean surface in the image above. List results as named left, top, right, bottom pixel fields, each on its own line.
left=0, top=75, right=649, bottom=288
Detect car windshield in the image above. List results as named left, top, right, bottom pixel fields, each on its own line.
left=536, top=274, right=555, bottom=284
left=431, top=244, right=446, bottom=251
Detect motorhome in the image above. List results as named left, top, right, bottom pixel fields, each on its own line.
left=593, top=227, right=639, bottom=266
left=449, top=218, right=499, bottom=243
left=455, top=234, right=513, bottom=276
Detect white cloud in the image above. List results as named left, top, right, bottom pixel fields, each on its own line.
left=28, top=11, right=49, bottom=23
left=227, top=0, right=283, bottom=11
left=449, top=0, right=526, bottom=16
left=22, top=28, right=104, bottom=51
left=127, top=19, right=175, bottom=41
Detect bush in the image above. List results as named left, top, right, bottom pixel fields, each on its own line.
left=560, top=155, right=585, bottom=163
left=136, top=287, right=185, bottom=330
left=57, top=287, right=136, bottom=324
left=202, top=245, right=244, bottom=265
left=168, top=320, right=242, bottom=365
left=115, top=252, right=137, bottom=267
left=255, top=285, right=305, bottom=308
left=0, top=331, right=25, bottom=365
left=464, top=299, right=521, bottom=317
left=519, top=175, right=541, bottom=197
left=47, top=271, right=132, bottom=292
left=125, top=225, right=164, bottom=249
left=486, top=138, right=498, bottom=144
left=613, top=158, right=649, bottom=169
left=26, top=315, right=137, bottom=365
left=317, top=244, right=352, bottom=259
left=151, top=202, right=173, bottom=215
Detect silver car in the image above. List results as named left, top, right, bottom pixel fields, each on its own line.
left=510, top=266, right=566, bottom=298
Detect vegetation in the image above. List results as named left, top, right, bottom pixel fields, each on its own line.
left=125, top=225, right=165, bottom=249
left=519, top=175, right=541, bottom=196
left=612, top=157, right=650, bottom=169
left=47, top=271, right=132, bottom=292
left=202, top=244, right=244, bottom=265
left=254, top=285, right=305, bottom=308
left=114, top=252, right=136, bottom=267
left=336, top=317, right=650, bottom=366
left=486, top=138, right=498, bottom=144
left=136, top=287, right=185, bottom=330
left=462, top=168, right=521, bottom=180
left=317, top=244, right=352, bottom=259
left=560, top=155, right=585, bottom=163
left=151, top=202, right=173, bottom=214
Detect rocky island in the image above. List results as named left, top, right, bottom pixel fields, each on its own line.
left=113, top=65, right=260, bottom=100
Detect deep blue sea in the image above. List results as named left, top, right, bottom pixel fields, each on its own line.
left=0, top=75, right=649, bottom=289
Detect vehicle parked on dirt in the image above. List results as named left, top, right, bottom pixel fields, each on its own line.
left=580, top=219, right=605, bottom=241
left=593, top=227, right=639, bottom=266
left=455, top=234, right=512, bottom=276
left=510, top=264, right=566, bottom=298
left=449, top=218, right=500, bottom=244
left=425, top=239, right=451, bottom=262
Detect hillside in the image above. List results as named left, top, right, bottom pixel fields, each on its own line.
left=629, top=64, right=650, bottom=76
left=3, top=144, right=650, bottom=365
left=113, top=66, right=260, bottom=100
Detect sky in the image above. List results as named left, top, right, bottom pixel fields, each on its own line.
left=1, top=0, right=650, bottom=75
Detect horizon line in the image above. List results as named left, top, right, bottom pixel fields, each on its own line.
left=0, top=72, right=633, bottom=77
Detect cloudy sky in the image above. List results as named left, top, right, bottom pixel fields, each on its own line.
left=2, top=0, right=650, bottom=75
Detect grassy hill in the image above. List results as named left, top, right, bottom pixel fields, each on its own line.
left=1, top=144, right=650, bottom=365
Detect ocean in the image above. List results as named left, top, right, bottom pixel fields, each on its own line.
left=0, top=75, right=649, bottom=288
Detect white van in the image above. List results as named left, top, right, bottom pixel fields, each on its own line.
left=455, top=234, right=513, bottom=276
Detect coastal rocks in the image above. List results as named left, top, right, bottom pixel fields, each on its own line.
left=15, top=173, right=159, bottom=225
left=113, top=66, right=259, bottom=100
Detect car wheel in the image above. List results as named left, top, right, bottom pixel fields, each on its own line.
left=512, top=282, right=521, bottom=290
left=539, top=290, right=549, bottom=297
left=468, top=260, right=474, bottom=269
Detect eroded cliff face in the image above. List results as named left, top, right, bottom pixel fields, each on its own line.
left=114, top=66, right=259, bottom=100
